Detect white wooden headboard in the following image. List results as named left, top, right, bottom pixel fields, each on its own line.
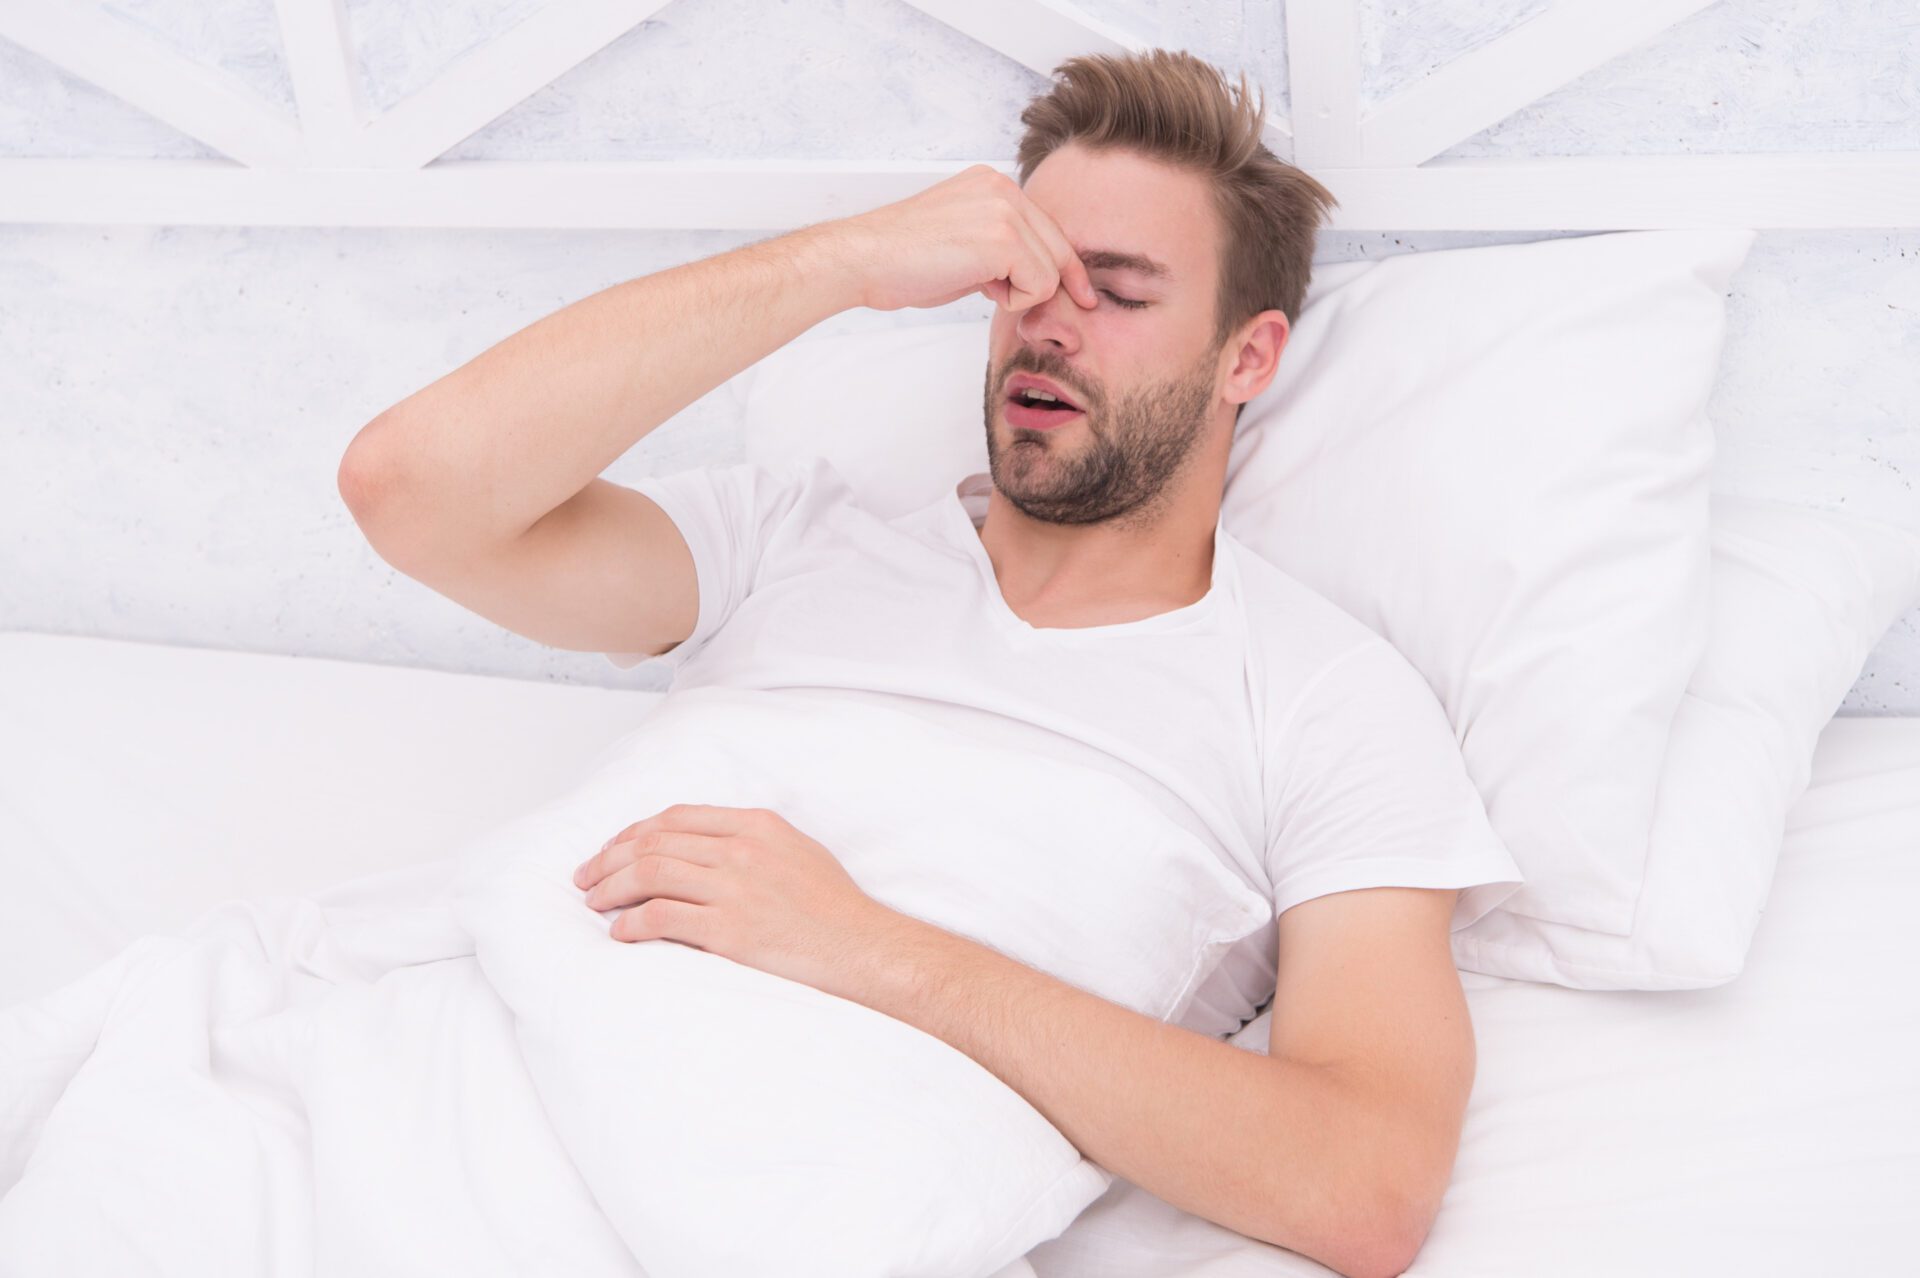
left=2, top=0, right=1914, bottom=229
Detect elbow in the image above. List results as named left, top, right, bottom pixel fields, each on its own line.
left=336, top=441, right=380, bottom=523
left=1292, top=1179, right=1432, bottom=1278
left=1340, top=1186, right=1437, bottom=1278
left=336, top=427, right=432, bottom=574
left=337, top=416, right=415, bottom=535
left=337, top=420, right=386, bottom=517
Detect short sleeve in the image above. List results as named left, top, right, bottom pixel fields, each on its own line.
left=1264, top=638, right=1524, bottom=933
left=602, top=455, right=853, bottom=674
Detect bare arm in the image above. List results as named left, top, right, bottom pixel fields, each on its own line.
left=846, top=911, right=1423, bottom=1278
left=334, top=166, right=1097, bottom=660
left=338, top=224, right=862, bottom=556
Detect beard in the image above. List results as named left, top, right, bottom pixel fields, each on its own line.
left=979, top=343, right=1221, bottom=528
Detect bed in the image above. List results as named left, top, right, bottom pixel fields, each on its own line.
left=5, top=0, right=1917, bottom=1268
left=3, top=628, right=1914, bottom=1275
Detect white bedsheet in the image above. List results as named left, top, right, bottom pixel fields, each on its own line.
left=1, top=632, right=1915, bottom=1274
left=1036, top=713, right=1920, bottom=1276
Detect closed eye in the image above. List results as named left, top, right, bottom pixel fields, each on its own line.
left=1101, top=289, right=1148, bottom=309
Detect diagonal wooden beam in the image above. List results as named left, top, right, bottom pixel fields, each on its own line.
left=897, top=0, right=1141, bottom=78
left=355, top=0, right=674, bottom=171
left=1285, top=0, right=1361, bottom=167
left=1360, top=0, right=1722, bottom=168
left=901, top=0, right=1292, bottom=156
left=0, top=0, right=301, bottom=167
left=272, top=0, right=365, bottom=166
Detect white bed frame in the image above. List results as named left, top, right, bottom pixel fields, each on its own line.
left=2, top=0, right=1915, bottom=230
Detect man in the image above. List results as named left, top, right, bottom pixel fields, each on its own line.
left=337, top=48, right=1521, bottom=1278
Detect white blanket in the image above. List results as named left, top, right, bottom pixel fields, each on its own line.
left=0, top=851, right=662, bottom=1273
left=0, top=841, right=1057, bottom=1278
left=0, top=685, right=1273, bottom=1276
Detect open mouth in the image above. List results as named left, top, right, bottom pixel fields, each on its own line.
left=1006, top=393, right=1082, bottom=427
left=1009, top=387, right=1080, bottom=413
left=1005, top=382, right=1085, bottom=430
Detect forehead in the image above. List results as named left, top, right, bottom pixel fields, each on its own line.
left=1021, top=143, right=1217, bottom=287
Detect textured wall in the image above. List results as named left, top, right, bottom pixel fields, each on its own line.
left=2, top=0, right=1915, bottom=711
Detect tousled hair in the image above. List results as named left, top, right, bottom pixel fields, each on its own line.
left=1014, top=49, right=1339, bottom=360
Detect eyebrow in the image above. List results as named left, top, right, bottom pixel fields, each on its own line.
left=1074, top=247, right=1173, bottom=280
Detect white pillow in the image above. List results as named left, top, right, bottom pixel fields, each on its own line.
left=730, top=319, right=997, bottom=521
left=737, top=229, right=1755, bottom=982
left=452, top=683, right=1271, bottom=1276
left=1451, top=493, right=1920, bottom=987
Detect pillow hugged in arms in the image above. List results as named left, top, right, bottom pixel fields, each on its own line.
left=451, top=684, right=1272, bottom=1278
left=737, top=228, right=1759, bottom=989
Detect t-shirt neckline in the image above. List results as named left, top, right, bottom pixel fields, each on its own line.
left=944, top=471, right=1227, bottom=638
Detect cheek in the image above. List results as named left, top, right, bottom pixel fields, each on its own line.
left=1090, top=318, right=1163, bottom=372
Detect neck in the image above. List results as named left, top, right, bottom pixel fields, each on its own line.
left=971, top=460, right=1226, bottom=630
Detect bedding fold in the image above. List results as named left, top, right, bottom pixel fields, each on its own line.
left=1, top=685, right=1259, bottom=1276
left=0, top=863, right=651, bottom=1275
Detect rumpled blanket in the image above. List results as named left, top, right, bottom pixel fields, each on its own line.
left=0, top=685, right=1269, bottom=1276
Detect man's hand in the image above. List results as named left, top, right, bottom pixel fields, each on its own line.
left=572, top=802, right=904, bottom=1000
left=823, top=164, right=1101, bottom=315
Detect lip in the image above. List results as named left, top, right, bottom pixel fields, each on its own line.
left=1005, top=398, right=1082, bottom=430
left=1004, top=372, right=1085, bottom=431
left=1005, top=372, right=1082, bottom=411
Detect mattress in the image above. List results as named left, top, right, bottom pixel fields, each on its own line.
left=1, top=630, right=1915, bottom=1275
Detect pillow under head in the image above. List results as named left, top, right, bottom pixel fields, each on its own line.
left=734, top=228, right=1758, bottom=987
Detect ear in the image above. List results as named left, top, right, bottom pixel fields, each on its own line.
left=1221, top=309, right=1291, bottom=412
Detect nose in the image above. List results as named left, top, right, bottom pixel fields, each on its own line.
left=1011, top=284, right=1085, bottom=356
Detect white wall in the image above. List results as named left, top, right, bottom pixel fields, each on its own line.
left=2, top=0, right=1915, bottom=710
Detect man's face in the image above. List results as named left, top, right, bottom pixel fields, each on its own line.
left=981, top=142, right=1229, bottom=527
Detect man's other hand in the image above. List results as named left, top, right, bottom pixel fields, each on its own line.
left=573, top=802, right=904, bottom=1000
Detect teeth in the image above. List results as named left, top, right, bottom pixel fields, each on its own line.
left=1024, top=389, right=1060, bottom=402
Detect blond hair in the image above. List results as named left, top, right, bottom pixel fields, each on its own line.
left=1015, top=49, right=1339, bottom=356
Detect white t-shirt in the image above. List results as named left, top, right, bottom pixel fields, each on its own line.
left=606, top=457, right=1524, bottom=1039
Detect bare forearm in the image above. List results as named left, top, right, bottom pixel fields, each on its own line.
left=848, top=914, right=1410, bottom=1278
left=345, top=222, right=860, bottom=549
